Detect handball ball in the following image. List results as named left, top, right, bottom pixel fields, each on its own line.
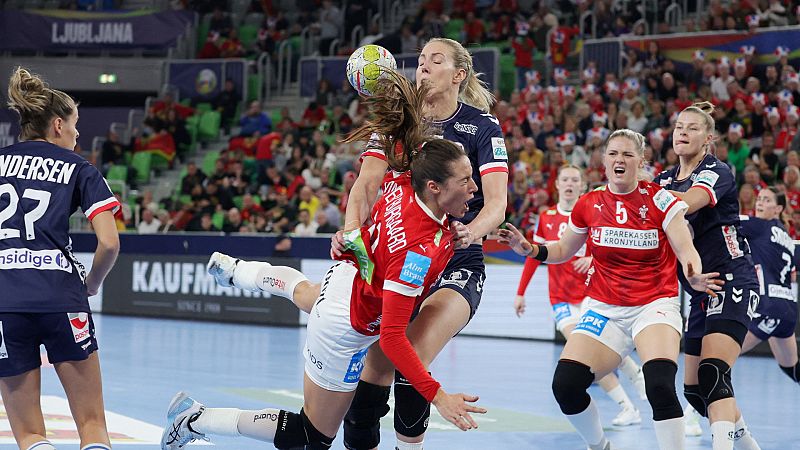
left=346, top=44, right=397, bottom=96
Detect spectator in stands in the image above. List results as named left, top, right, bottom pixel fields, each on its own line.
left=181, top=162, right=207, bottom=195
left=266, top=187, right=297, bottom=233
left=275, top=107, right=299, bottom=133
left=293, top=208, right=318, bottom=236
left=240, top=193, right=264, bottom=223
left=314, top=210, right=338, bottom=233
left=317, top=0, right=342, bottom=55
left=239, top=100, right=272, bottom=137
left=209, top=6, right=233, bottom=37
left=297, top=185, right=320, bottom=217
left=220, top=28, right=245, bottom=58
left=164, top=109, right=191, bottom=163
left=511, top=22, right=535, bottom=91
left=316, top=190, right=340, bottom=227
left=157, top=210, right=174, bottom=232
left=400, top=24, right=420, bottom=54
left=186, top=212, right=219, bottom=232
left=627, top=100, right=648, bottom=133
left=299, top=101, right=327, bottom=133
left=740, top=183, right=756, bottom=216
left=198, top=31, right=222, bottom=58
left=213, top=79, right=240, bottom=135
left=222, top=207, right=244, bottom=233
left=138, top=208, right=162, bottom=234
left=207, top=180, right=236, bottom=210
left=315, top=79, right=334, bottom=108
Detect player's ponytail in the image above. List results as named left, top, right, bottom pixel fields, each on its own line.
left=428, top=38, right=495, bottom=113
left=342, top=69, right=433, bottom=173
left=7, top=67, right=76, bottom=141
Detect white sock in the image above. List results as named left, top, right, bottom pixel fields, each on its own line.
left=26, top=442, right=55, bottom=450
left=236, top=408, right=282, bottom=442
left=606, top=384, right=635, bottom=410
left=618, top=356, right=642, bottom=381
left=733, top=415, right=761, bottom=450
left=653, top=417, right=685, bottom=450
left=565, top=398, right=606, bottom=447
left=190, top=407, right=243, bottom=436
left=232, top=261, right=308, bottom=300
left=81, top=445, right=111, bottom=450
left=711, top=421, right=735, bottom=450
left=396, top=440, right=424, bottom=450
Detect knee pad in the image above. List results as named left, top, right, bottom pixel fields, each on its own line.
left=343, top=380, right=391, bottom=450
left=551, top=359, right=594, bottom=415
left=394, top=371, right=431, bottom=439
left=698, top=358, right=734, bottom=405
left=641, top=359, right=682, bottom=421
left=273, top=409, right=334, bottom=450
left=683, top=384, right=708, bottom=418
left=779, top=362, right=800, bottom=383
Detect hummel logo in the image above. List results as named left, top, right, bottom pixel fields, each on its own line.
left=705, top=162, right=717, bottom=168
left=593, top=204, right=603, bottom=211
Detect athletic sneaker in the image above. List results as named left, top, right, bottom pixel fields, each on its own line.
left=207, top=252, right=239, bottom=287
left=684, top=405, right=703, bottom=437
left=587, top=438, right=612, bottom=450
left=612, top=406, right=642, bottom=426
left=161, top=392, right=208, bottom=450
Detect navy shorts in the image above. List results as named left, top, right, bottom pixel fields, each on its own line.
left=748, top=297, right=798, bottom=341
left=426, top=244, right=485, bottom=320
left=684, top=283, right=759, bottom=356
left=0, top=312, right=98, bottom=377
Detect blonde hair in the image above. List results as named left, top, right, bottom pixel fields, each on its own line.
left=680, top=101, right=716, bottom=133
left=427, top=38, right=495, bottom=112
left=6, top=67, right=76, bottom=141
left=606, top=128, right=646, bottom=156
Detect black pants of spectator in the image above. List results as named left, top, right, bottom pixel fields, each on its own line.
left=319, top=37, right=336, bottom=56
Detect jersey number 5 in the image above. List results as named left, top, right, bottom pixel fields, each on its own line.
left=0, top=185, right=51, bottom=240
left=615, top=201, right=628, bottom=224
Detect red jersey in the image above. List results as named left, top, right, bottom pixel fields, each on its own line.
left=343, top=171, right=453, bottom=401
left=516, top=205, right=588, bottom=304
left=568, top=181, right=687, bottom=307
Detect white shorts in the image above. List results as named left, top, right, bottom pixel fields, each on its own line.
left=571, top=296, right=683, bottom=358
left=551, top=301, right=584, bottom=334
left=304, top=262, right=379, bottom=392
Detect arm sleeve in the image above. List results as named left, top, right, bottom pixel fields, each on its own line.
left=360, top=132, right=387, bottom=162
left=78, top=162, right=120, bottom=220
left=476, top=116, right=509, bottom=176
left=691, top=166, right=733, bottom=207
left=516, top=257, right=541, bottom=296
left=379, top=289, right=441, bottom=402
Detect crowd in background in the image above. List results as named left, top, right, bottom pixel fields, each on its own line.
left=93, top=0, right=800, bottom=241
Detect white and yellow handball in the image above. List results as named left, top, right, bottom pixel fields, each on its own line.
left=346, top=44, right=397, bottom=96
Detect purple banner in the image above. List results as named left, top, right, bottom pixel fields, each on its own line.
left=0, top=109, right=21, bottom=149
left=167, top=61, right=246, bottom=103
left=0, top=10, right=194, bottom=51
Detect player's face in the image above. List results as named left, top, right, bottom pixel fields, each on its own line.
left=555, top=167, right=583, bottom=203
left=755, top=190, right=781, bottom=220
left=53, top=109, right=79, bottom=151
left=604, top=137, right=642, bottom=191
left=673, top=111, right=710, bottom=157
left=436, top=155, right=477, bottom=218
left=416, top=41, right=463, bottom=100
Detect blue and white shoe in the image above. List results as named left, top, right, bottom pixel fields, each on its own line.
left=207, top=252, right=239, bottom=287
left=161, top=392, right=208, bottom=450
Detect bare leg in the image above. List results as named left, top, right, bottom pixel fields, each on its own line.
left=0, top=369, right=47, bottom=450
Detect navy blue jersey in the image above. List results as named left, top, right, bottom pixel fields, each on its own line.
left=362, top=102, right=508, bottom=225
left=740, top=216, right=796, bottom=301
left=654, top=153, right=757, bottom=295
left=0, top=141, right=119, bottom=313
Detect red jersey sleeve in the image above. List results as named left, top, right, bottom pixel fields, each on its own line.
left=568, top=194, right=591, bottom=234
left=380, top=246, right=442, bottom=401
left=651, top=186, right=688, bottom=231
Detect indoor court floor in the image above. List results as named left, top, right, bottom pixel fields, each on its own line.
left=2, top=314, right=798, bottom=449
